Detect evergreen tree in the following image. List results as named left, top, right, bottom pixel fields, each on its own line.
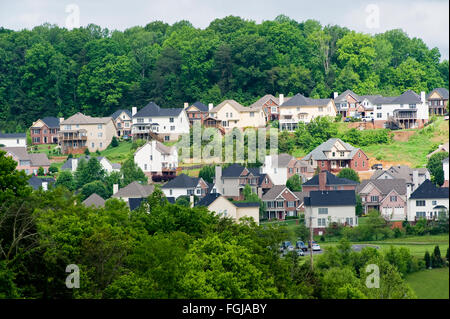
left=431, top=245, right=443, bottom=268
left=424, top=251, right=431, bottom=269
left=286, top=174, right=302, bottom=191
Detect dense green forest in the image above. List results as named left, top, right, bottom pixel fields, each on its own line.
left=0, top=15, right=448, bottom=132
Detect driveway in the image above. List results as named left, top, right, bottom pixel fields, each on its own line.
left=351, top=244, right=380, bottom=252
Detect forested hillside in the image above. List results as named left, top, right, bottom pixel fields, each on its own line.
left=0, top=15, right=448, bottom=131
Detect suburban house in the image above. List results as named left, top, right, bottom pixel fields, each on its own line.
left=371, top=90, right=429, bottom=129
left=356, top=179, right=407, bottom=220
left=407, top=179, right=449, bottom=222
left=261, top=153, right=314, bottom=185
left=333, top=90, right=380, bottom=119
left=213, top=164, right=273, bottom=200
left=161, top=174, right=210, bottom=200
left=262, top=185, right=307, bottom=220
left=30, top=117, right=60, bottom=145
left=131, top=102, right=189, bottom=142
left=208, top=100, right=267, bottom=132
left=302, top=138, right=369, bottom=173
left=28, top=176, right=55, bottom=191
left=184, top=101, right=212, bottom=126
left=196, top=193, right=260, bottom=225
left=443, top=157, right=449, bottom=187
left=111, top=181, right=155, bottom=208
left=59, top=112, right=117, bottom=154
left=1, top=147, right=50, bottom=175
left=134, top=140, right=178, bottom=178
left=371, top=165, right=430, bottom=193
left=278, top=93, right=337, bottom=131
left=427, top=142, right=449, bottom=158
left=302, top=170, right=358, bottom=194
left=427, top=88, right=449, bottom=116
left=82, top=193, right=106, bottom=208
left=61, top=155, right=121, bottom=173
left=249, top=94, right=290, bottom=121
left=304, top=190, right=357, bottom=234
left=0, top=133, right=26, bottom=147
left=111, top=109, right=132, bottom=137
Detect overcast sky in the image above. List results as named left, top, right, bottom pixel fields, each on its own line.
left=0, top=0, right=448, bottom=59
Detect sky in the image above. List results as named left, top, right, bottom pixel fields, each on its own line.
left=0, top=0, right=449, bottom=59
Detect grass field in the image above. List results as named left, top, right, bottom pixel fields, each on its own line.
left=406, top=268, right=449, bottom=299
left=97, top=141, right=133, bottom=163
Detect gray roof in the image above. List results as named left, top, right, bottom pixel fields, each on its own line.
left=222, top=164, right=246, bottom=178
left=334, top=90, right=382, bottom=105
left=28, top=176, right=55, bottom=190
left=210, top=99, right=263, bottom=113
left=161, top=174, right=200, bottom=189
left=111, top=109, right=132, bottom=120
left=371, top=165, right=429, bottom=184
left=134, top=140, right=176, bottom=156
left=280, top=93, right=332, bottom=107
left=356, top=179, right=407, bottom=196
left=304, top=190, right=356, bottom=206
left=233, top=202, right=260, bottom=207
left=134, top=102, right=183, bottom=117
left=427, top=88, right=449, bottom=100
left=303, top=171, right=358, bottom=186
left=1, top=147, right=50, bottom=166
left=112, top=181, right=155, bottom=199
left=268, top=153, right=295, bottom=167
left=303, top=138, right=359, bottom=161
left=61, top=112, right=113, bottom=125
left=41, top=117, right=60, bottom=128
left=410, top=179, right=449, bottom=199
left=0, top=133, right=26, bottom=138
left=82, top=193, right=106, bottom=208
left=262, top=185, right=293, bottom=201
left=373, top=90, right=422, bottom=105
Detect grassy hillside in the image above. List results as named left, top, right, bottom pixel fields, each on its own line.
left=406, top=268, right=449, bottom=299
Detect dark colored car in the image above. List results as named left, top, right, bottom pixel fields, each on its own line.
left=371, top=163, right=383, bottom=170
left=296, top=241, right=308, bottom=251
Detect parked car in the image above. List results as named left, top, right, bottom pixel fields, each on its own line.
left=296, top=249, right=305, bottom=256
left=361, top=116, right=373, bottom=122
left=308, top=241, right=318, bottom=248
left=296, top=240, right=308, bottom=251
left=282, top=241, right=293, bottom=250
left=312, top=243, right=321, bottom=251
left=371, top=163, right=383, bottom=170
left=344, top=117, right=351, bottom=122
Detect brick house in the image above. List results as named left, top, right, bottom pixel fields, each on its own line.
left=303, top=138, right=369, bottom=173
left=356, top=179, right=407, bottom=221
left=262, top=185, right=307, bottom=220
left=184, top=101, right=212, bottom=126
left=30, top=117, right=60, bottom=145
left=249, top=94, right=290, bottom=121
left=302, top=170, right=359, bottom=194
left=1, top=147, right=50, bottom=175
left=427, top=88, right=448, bottom=116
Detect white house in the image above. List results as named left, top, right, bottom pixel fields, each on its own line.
left=132, top=102, right=189, bottom=142
left=134, top=140, right=178, bottom=176
left=0, top=133, right=27, bottom=147
left=61, top=155, right=121, bottom=174
left=304, top=190, right=357, bottom=235
left=372, top=90, right=429, bottom=129
left=161, top=174, right=210, bottom=199
left=407, top=179, right=449, bottom=221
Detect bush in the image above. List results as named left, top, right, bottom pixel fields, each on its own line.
left=84, top=148, right=90, bottom=155
left=49, top=165, right=59, bottom=174
left=111, top=136, right=119, bottom=147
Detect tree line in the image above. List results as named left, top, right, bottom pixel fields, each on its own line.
left=0, top=15, right=448, bottom=132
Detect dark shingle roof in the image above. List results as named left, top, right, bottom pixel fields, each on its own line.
left=41, top=117, right=60, bottom=128
left=161, top=174, right=200, bottom=189
left=134, top=102, right=183, bottom=117
left=190, top=101, right=209, bottom=112
left=82, top=193, right=106, bottom=208
left=410, top=180, right=449, bottom=199
left=112, top=181, right=155, bottom=198
left=303, top=138, right=360, bottom=161
left=356, top=179, right=407, bottom=196
left=234, top=202, right=260, bottom=207
left=373, top=90, right=422, bottom=105
left=304, top=190, right=356, bottom=206
left=280, top=93, right=331, bottom=107
left=196, top=193, right=221, bottom=207
left=427, top=88, right=449, bottom=100
left=303, top=171, right=358, bottom=186
left=0, top=133, right=26, bottom=138
left=28, top=176, right=55, bottom=190
left=222, top=164, right=246, bottom=177
left=129, top=197, right=146, bottom=211
left=111, top=109, right=132, bottom=120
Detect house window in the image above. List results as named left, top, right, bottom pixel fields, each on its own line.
left=370, top=196, right=379, bottom=202
left=416, top=200, right=425, bottom=207
left=346, top=217, right=353, bottom=226
left=169, top=117, right=174, bottom=123
left=164, top=136, right=170, bottom=141
left=432, top=200, right=437, bottom=205
left=230, top=112, right=233, bottom=117
left=150, top=155, right=153, bottom=160
left=287, top=201, right=295, bottom=208
left=91, top=142, right=95, bottom=148
left=332, top=152, right=335, bottom=157
left=289, top=168, right=293, bottom=173
left=321, top=161, right=324, bottom=167
left=250, top=112, right=254, bottom=117
left=196, top=189, right=201, bottom=195
left=64, top=125, right=72, bottom=130
left=377, top=105, right=381, bottom=110
left=362, top=161, right=365, bottom=167
left=144, top=164, right=147, bottom=170
left=276, top=201, right=284, bottom=208
left=416, top=211, right=426, bottom=218
left=271, top=107, right=277, bottom=113
left=125, top=122, right=129, bottom=127
left=341, top=152, right=345, bottom=157
left=98, top=132, right=103, bottom=137
left=409, top=104, right=416, bottom=109
left=318, top=208, right=328, bottom=215
left=137, top=118, right=144, bottom=123
left=318, top=218, right=327, bottom=227
left=170, top=126, right=175, bottom=131
left=390, top=196, right=397, bottom=202
left=100, top=142, right=103, bottom=148
left=98, top=124, right=102, bottom=129
left=33, top=137, right=40, bottom=143
left=169, top=189, right=172, bottom=195
left=319, top=107, right=323, bottom=112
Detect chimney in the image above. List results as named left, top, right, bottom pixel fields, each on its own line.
left=420, top=91, right=426, bottom=103
left=72, top=158, right=78, bottom=172
left=333, top=92, right=338, bottom=99
left=208, top=103, right=213, bottom=111
left=184, top=102, right=189, bottom=109
left=190, top=195, right=194, bottom=208
left=279, top=94, right=284, bottom=106
left=42, top=181, right=48, bottom=191
left=113, top=183, right=119, bottom=195
left=406, top=185, right=411, bottom=199
left=318, top=171, right=327, bottom=191
left=59, top=117, right=64, bottom=124
left=412, top=170, right=419, bottom=191
left=132, top=107, right=137, bottom=116
left=215, top=166, right=222, bottom=193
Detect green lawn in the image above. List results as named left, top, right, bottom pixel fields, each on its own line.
left=406, top=268, right=449, bottom=299
left=98, top=141, right=133, bottom=163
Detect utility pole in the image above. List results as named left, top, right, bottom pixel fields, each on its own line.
left=309, top=215, right=314, bottom=271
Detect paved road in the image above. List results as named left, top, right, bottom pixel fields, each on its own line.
left=351, top=244, right=380, bottom=252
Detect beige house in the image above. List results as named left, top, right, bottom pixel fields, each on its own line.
left=196, top=193, right=260, bottom=225
left=59, top=112, right=117, bottom=154
left=209, top=100, right=267, bottom=132
left=111, top=109, right=132, bottom=137
left=279, top=93, right=337, bottom=131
